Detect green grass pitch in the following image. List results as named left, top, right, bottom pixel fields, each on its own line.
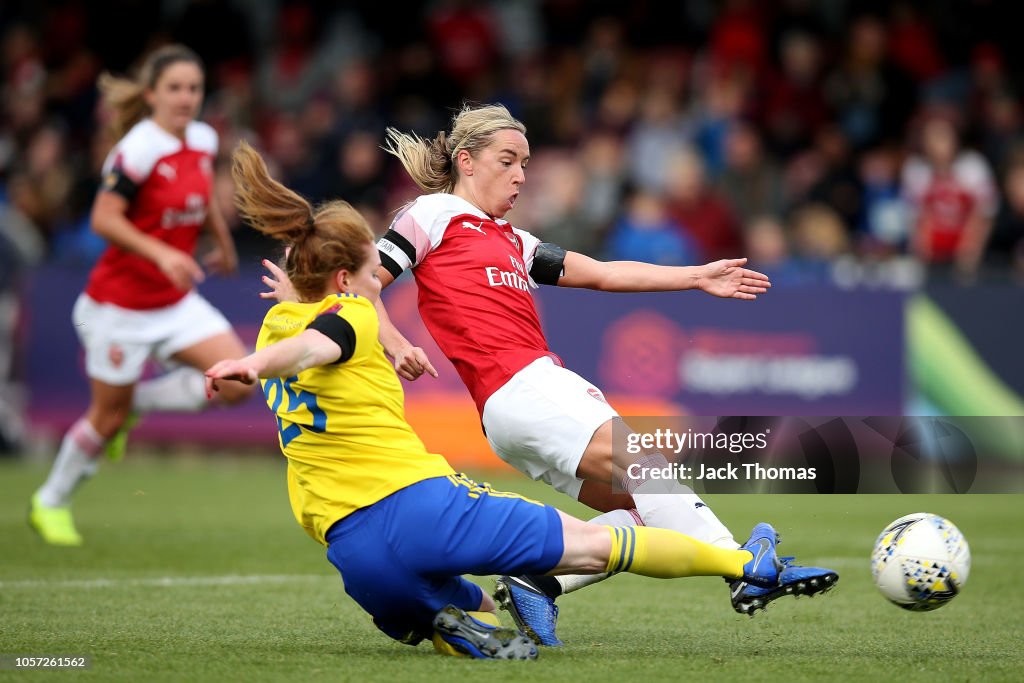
left=1, top=455, right=1021, bottom=682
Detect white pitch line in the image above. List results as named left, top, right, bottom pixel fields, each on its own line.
left=814, top=557, right=868, bottom=568
left=0, top=574, right=331, bottom=590
left=806, top=555, right=992, bottom=569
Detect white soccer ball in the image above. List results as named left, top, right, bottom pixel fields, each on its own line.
left=871, top=512, right=970, bottom=611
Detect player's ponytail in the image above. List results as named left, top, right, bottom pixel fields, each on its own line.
left=99, top=44, right=203, bottom=140
left=232, top=140, right=375, bottom=302
left=384, top=103, right=526, bottom=195
left=232, top=140, right=314, bottom=244
left=383, top=128, right=454, bottom=194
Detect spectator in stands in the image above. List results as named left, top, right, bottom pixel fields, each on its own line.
left=987, top=158, right=1024, bottom=280
left=664, top=147, right=742, bottom=261
left=858, top=145, right=910, bottom=255
left=717, top=120, right=784, bottom=226
left=901, top=113, right=997, bottom=279
left=758, top=29, right=829, bottom=156
left=806, top=125, right=863, bottom=234
left=742, top=214, right=811, bottom=286
left=606, top=188, right=698, bottom=266
left=824, top=15, right=915, bottom=148
left=789, top=203, right=851, bottom=284
left=625, top=85, right=691, bottom=193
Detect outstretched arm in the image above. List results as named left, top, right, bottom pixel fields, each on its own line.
left=556, top=252, right=771, bottom=300
left=205, top=329, right=340, bottom=394
left=374, top=266, right=438, bottom=380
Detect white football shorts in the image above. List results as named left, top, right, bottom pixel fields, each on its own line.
left=72, top=291, right=231, bottom=385
left=481, top=356, right=618, bottom=500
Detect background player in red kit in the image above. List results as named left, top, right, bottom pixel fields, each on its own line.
left=29, top=45, right=253, bottom=545
left=263, top=104, right=834, bottom=645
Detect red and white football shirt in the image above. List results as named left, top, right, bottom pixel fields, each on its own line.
left=902, top=151, right=997, bottom=262
left=85, top=118, right=217, bottom=309
left=378, top=194, right=561, bottom=413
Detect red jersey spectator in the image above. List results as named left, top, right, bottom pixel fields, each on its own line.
left=902, top=115, right=997, bottom=275
left=665, top=148, right=742, bottom=261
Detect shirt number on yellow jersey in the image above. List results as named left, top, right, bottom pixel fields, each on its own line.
left=264, top=376, right=327, bottom=447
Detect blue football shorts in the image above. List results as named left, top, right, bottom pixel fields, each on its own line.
left=325, top=474, right=564, bottom=643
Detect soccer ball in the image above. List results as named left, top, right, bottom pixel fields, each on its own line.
left=871, top=512, right=970, bottom=611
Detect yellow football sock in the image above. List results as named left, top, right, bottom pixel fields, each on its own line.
left=432, top=610, right=501, bottom=656
left=605, top=526, right=751, bottom=579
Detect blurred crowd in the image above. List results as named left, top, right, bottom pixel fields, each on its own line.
left=2, top=0, right=1024, bottom=289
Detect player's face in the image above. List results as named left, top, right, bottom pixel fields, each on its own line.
left=461, top=129, right=529, bottom=218
left=146, top=61, right=204, bottom=136
left=341, top=242, right=383, bottom=303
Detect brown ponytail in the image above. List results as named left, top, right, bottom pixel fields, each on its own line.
left=231, top=140, right=375, bottom=302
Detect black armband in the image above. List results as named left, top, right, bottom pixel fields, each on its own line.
left=307, top=314, right=356, bottom=364
left=379, top=251, right=404, bottom=280
left=100, top=168, right=139, bottom=202
left=378, top=229, right=416, bottom=279
left=530, top=242, right=567, bottom=285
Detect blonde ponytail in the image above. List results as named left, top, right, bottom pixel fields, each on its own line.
left=384, top=103, right=526, bottom=194
left=383, top=128, right=454, bottom=194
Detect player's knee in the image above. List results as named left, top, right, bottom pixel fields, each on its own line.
left=86, top=405, right=132, bottom=439
left=575, top=419, right=616, bottom=481
left=575, top=446, right=613, bottom=481
left=580, top=524, right=614, bottom=573
left=558, top=514, right=613, bottom=574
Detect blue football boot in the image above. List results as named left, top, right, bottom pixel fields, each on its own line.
left=738, top=522, right=783, bottom=588
left=494, top=575, right=563, bottom=647
left=731, top=554, right=840, bottom=616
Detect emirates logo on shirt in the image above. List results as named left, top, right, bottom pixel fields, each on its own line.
left=484, top=254, right=530, bottom=292
left=161, top=194, right=208, bottom=229
left=485, top=266, right=530, bottom=292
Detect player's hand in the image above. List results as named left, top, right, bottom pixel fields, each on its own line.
left=203, top=244, right=239, bottom=276
left=392, top=344, right=438, bottom=381
left=697, top=258, right=771, bottom=300
left=260, top=259, right=299, bottom=302
left=156, top=247, right=205, bottom=291
left=205, top=360, right=259, bottom=398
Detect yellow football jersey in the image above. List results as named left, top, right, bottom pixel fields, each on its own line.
left=257, top=293, right=454, bottom=544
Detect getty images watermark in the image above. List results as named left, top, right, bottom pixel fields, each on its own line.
left=612, top=416, right=1024, bottom=494
left=625, top=427, right=818, bottom=482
